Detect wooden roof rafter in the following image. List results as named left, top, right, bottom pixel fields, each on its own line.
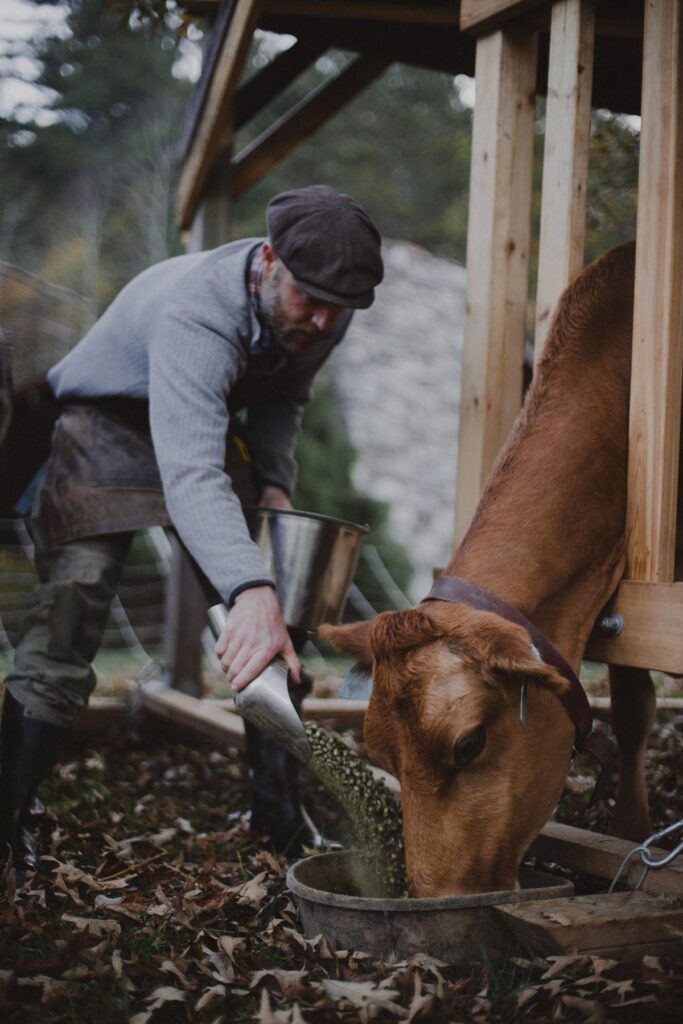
left=230, top=52, right=391, bottom=200
left=177, top=0, right=264, bottom=230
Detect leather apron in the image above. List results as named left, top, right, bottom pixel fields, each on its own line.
left=33, top=400, right=258, bottom=549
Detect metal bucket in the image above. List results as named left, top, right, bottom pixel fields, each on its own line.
left=287, top=850, right=574, bottom=962
left=242, top=508, right=368, bottom=631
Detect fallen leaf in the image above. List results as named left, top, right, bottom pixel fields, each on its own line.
left=196, top=984, right=226, bottom=1011
left=323, top=978, right=408, bottom=1018
left=62, top=914, right=121, bottom=937
left=145, top=985, right=186, bottom=1010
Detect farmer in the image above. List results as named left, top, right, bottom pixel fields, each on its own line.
left=0, top=184, right=384, bottom=873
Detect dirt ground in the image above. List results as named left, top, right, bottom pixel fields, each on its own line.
left=0, top=697, right=681, bottom=1024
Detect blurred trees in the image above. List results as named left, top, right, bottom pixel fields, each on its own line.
left=0, top=0, right=189, bottom=313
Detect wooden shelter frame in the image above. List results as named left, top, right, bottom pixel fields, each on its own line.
left=162, top=0, right=683, bottom=694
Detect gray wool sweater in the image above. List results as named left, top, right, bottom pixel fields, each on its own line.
left=48, top=238, right=350, bottom=605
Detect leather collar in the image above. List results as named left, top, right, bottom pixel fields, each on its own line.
left=423, top=576, right=594, bottom=750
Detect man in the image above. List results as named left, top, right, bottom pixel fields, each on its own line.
left=0, top=184, right=383, bottom=872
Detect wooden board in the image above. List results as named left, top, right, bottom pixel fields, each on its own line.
left=263, top=1, right=458, bottom=24
left=534, top=0, right=594, bottom=361
left=460, top=0, right=548, bottom=35
left=138, top=687, right=247, bottom=750
left=529, top=822, right=683, bottom=897
left=177, top=0, right=263, bottom=230
left=453, top=29, right=537, bottom=545
left=495, top=890, right=683, bottom=961
left=234, top=38, right=327, bottom=131
left=584, top=579, right=683, bottom=674
left=625, top=0, right=683, bottom=583
left=230, top=54, right=389, bottom=199
left=218, top=696, right=368, bottom=729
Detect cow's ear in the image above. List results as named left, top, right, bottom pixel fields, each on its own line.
left=318, top=619, right=374, bottom=668
left=370, top=608, right=444, bottom=664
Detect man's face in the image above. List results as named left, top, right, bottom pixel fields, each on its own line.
left=261, top=252, right=345, bottom=354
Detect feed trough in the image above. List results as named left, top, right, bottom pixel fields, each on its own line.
left=287, top=850, right=573, bottom=962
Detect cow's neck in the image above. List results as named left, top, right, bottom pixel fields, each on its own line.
left=444, top=255, right=634, bottom=671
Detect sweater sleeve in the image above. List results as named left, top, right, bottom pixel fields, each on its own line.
left=148, top=306, right=274, bottom=606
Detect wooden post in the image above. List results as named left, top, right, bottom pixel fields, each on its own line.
left=453, top=29, right=538, bottom=546
left=534, top=0, right=595, bottom=361
left=625, top=0, right=683, bottom=583
left=177, top=0, right=263, bottom=230
left=166, top=14, right=236, bottom=694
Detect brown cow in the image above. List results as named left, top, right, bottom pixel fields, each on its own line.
left=321, top=241, right=662, bottom=897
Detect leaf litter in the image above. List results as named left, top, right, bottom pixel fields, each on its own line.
left=0, top=712, right=681, bottom=1022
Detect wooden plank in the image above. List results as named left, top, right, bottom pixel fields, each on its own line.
left=218, top=695, right=368, bottom=729
left=585, top=579, right=683, bottom=674
left=263, top=1, right=459, bottom=25
left=453, top=29, right=537, bottom=546
left=234, top=38, right=327, bottom=130
left=529, top=822, right=683, bottom=897
left=163, top=534, right=210, bottom=698
left=140, top=687, right=247, bottom=750
left=495, top=890, right=683, bottom=960
left=589, top=695, right=683, bottom=722
left=460, top=0, right=548, bottom=35
left=177, top=0, right=263, bottom=230
left=230, top=54, right=390, bottom=200
left=625, top=0, right=683, bottom=583
left=534, top=0, right=595, bottom=361
left=73, top=698, right=128, bottom=735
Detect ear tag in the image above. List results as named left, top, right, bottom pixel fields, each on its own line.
left=519, top=677, right=528, bottom=732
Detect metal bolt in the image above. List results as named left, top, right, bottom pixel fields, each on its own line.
left=599, top=613, right=624, bottom=637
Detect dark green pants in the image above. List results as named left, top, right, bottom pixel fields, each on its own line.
left=4, top=533, right=133, bottom=727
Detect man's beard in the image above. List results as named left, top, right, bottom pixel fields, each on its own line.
left=261, top=268, right=320, bottom=353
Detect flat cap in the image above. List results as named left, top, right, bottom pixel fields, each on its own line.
left=266, top=185, right=383, bottom=309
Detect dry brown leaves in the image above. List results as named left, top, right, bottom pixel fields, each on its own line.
left=0, top=728, right=681, bottom=1023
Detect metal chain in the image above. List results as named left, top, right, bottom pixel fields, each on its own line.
left=609, top=820, right=683, bottom=893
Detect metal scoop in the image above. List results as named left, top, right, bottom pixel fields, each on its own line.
left=208, top=603, right=313, bottom=764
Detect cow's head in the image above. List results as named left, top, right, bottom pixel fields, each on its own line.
left=320, top=601, right=575, bottom=897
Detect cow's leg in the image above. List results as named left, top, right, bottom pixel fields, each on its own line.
left=608, top=664, right=655, bottom=841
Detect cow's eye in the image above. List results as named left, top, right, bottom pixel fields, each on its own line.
left=453, top=726, right=486, bottom=768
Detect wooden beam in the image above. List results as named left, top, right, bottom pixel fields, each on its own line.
left=529, top=821, right=683, bottom=896
left=590, top=695, right=683, bottom=721
left=625, top=0, right=683, bottom=583
left=177, top=0, right=263, bottom=231
left=496, top=890, right=683, bottom=961
left=585, top=580, right=683, bottom=673
left=139, top=686, right=248, bottom=750
left=453, top=29, right=537, bottom=546
left=234, top=38, right=327, bottom=130
left=218, top=696, right=368, bottom=729
left=460, top=0, right=549, bottom=35
left=163, top=535, right=210, bottom=698
left=534, top=0, right=595, bottom=361
left=230, top=54, right=390, bottom=200
left=263, top=1, right=459, bottom=25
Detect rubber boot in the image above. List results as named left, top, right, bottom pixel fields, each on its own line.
left=0, top=691, right=67, bottom=878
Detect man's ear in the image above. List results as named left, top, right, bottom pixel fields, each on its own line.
left=262, top=240, right=277, bottom=270
left=318, top=620, right=374, bottom=669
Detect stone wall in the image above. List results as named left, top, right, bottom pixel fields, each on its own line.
left=331, top=241, right=466, bottom=600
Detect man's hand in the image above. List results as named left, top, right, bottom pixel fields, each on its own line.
left=259, top=485, right=293, bottom=511
left=215, top=585, right=300, bottom=691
